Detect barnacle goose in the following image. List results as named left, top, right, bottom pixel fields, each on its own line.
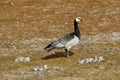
left=45, top=17, right=83, bottom=58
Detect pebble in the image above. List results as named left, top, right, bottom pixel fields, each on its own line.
left=33, top=65, right=49, bottom=71
left=98, top=56, right=105, bottom=62
left=15, top=57, right=31, bottom=62
left=93, top=56, right=98, bottom=62
left=78, top=56, right=105, bottom=64
left=78, top=58, right=85, bottom=64
left=9, top=2, right=14, bottom=6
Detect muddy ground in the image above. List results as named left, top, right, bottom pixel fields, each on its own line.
left=0, top=0, right=120, bottom=80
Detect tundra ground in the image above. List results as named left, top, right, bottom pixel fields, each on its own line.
left=0, top=0, right=120, bottom=80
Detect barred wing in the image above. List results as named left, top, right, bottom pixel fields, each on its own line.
left=51, top=33, right=74, bottom=48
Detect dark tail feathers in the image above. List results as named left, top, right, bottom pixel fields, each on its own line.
left=44, top=43, right=54, bottom=52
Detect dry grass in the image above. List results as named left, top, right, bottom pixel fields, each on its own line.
left=0, top=0, right=120, bottom=80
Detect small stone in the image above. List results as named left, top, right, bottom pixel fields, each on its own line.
left=93, top=56, right=98, bottom=62
left=33, top=65, right=40, bottom=71
left=85, top=57, right=94, bottom=63
left=15, top=57, right=25, bottom=62
left=89, top=57, right=94, bottom=62
left=39, top=67, right=44, bottom=71
left=24, top=57, right=31, bottom=62
left=65, top=22, right=68, bottom=24
left=98, top=56, right=105, bottom=62
left=43, top=65, right=49, bottom=70
left=15, top=57, right=31, bottom=62
left=78, top=58, right=85, bottom=64
left=85, top=58, right=90, bottom=63
left=9, top=2, right=14, bottom=6
left=33, top=65, right=49, bottom=71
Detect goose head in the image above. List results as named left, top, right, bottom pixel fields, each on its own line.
left=75, top=17, right=83, bottom=22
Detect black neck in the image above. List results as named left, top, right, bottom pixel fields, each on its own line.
left=74, top=20, right=79, bottom=31
left=74, top=20, right=80, bottom=39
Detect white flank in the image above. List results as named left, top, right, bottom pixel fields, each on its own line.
left=65, top=35, right=79, bottom=50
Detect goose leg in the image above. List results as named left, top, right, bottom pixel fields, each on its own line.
left=65, top=49, right=69, bottom=58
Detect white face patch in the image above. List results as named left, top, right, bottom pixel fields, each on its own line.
left=75, top=17, right=81, bottom=22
